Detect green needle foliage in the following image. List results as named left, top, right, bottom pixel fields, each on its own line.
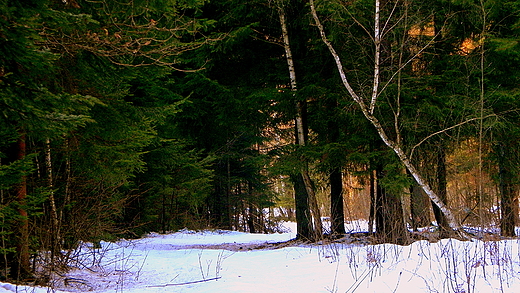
left=0, top=0, right=519, bottom=282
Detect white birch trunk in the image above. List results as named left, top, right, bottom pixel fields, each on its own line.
left=309, top=0, right=468, bottom=238
left=278, top=5, right=322, bottom=238
left=46, top=139, right=61, bottom=249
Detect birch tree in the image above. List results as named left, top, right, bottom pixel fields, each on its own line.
left=277, top=0, right=322, bottom=240
left=309, top=0, right=470, bottom=238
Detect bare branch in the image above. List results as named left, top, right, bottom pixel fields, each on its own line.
left=39, top=4, right=223, bottom=69
left=309, top=0, right=365, bottom=108
left=147, top=277, right=222, bottom=287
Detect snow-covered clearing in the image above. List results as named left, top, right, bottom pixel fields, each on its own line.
left=2, top=222, right=520, bottom=293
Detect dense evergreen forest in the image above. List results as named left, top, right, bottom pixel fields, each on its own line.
left=1, top=0, right=519, bottom=283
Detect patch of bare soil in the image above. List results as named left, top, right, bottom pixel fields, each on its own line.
left=173, top=233, right=379, bottom=251
left=172, top=239, right=302, bottom=251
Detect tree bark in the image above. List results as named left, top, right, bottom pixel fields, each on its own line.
left=432, top=146, right=450, bottom=237
left=291, top=174, right=312, bottom=239
left=330, top=167, right=346, bottom=236
left=375, top=165, right=409, bottom=244
left=45, top=138, right=61, bottom=256
left=368, top=169, right=376, bottom=234
left=325, top=97, right=346, bottom=236
left=13, top=133, right=31, bottom=280
left=410, top=179, right=431, bottom=231
left=497, top=142, right=518, bottom=237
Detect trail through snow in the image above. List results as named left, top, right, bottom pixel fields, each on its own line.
left=1, top=222, right=520, bottom=293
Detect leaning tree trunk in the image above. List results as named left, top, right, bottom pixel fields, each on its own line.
left=310, top=0, right=468, bottom=239
left=278, top=4, right=322, bottom=240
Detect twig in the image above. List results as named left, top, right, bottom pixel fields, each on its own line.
left=409, top=109, right=518, bottom=160
left=146, top=277, right=222, bottom=287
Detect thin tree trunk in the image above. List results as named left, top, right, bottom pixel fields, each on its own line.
left=432, top=146, right=450, bottom=237
left=62, top=139, right=71, bottom=234
left=45, top=139, right=61, bottom=255
left=498, top=142, right=518, bottom=237
left=310, top=0, right=468, bottom=239
left=14, top=133, right=31, bottom=279
left=368, top=169, right=376, bottom=234
left=247, top=182, right=257, bottom=233
left=330, top=167, right=346, bottom=236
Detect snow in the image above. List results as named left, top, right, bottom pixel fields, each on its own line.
left=2, top=222, right=520, bottom=293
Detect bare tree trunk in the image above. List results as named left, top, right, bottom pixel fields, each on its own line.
left=368, top=169, right=376, bottom=234
left=375, top=165, right=409, bottom=244
left=325, top=98, right=346, bottom=236
left=14, top=133, right=31, bottom=279
left=330, top=167, right=346, bottom=236
left=497, top=142, right=518, bottom=237
left=278, top=4, right=322, bottom=240
left=410, top=179, right=431, bottom=231
left=309, top=0, right=468, bottom=239
left=45, top=139, right=61, bottom=256
left=432, top=146, right=450, bottom=237
left=291, top=174, right=312, bottom=239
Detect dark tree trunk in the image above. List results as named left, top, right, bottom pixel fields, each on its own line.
left=208, top=179, right=231, bottom=230
left=13, top=134, right=32, bottom=280
left=375, top=165, right=409, bottom=245
left=247, top=203, right=257, bottom=234
left=292, top=174, right=313, bottom=240
left=330, top=167, right=346, bottom=236
left=368, top=169, right=376, bottom=234
left=325, top=96, right=346, bottom=236
left=410, top=180, right=431, bottom=231
left=432, top=147, right=450, bottom=237
left=246, top=181, right=262, bottom=233
left=498, top=142, right=518, bottom=237
left=161, top=192, right=167, bottom=233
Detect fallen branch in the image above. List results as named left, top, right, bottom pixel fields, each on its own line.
left=147, top=277, right=222, bottom=287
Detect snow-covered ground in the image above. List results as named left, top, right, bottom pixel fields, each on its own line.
left=2, top=221, right=520, bottom=293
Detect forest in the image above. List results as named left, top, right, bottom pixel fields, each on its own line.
left=1, top=0, right=519, bottom=285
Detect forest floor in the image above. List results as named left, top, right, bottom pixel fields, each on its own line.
left=1, top=221, right=520, bottom=293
